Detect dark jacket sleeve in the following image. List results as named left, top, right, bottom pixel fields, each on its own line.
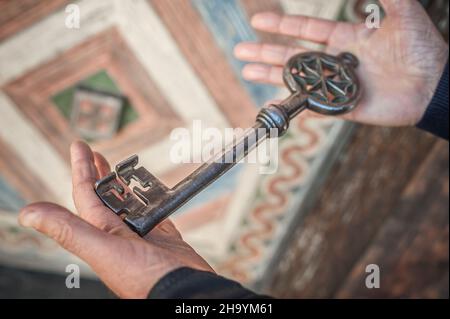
left=148, top=267, right=268, bottom=299
left=417, top=61, right=449, bottom=140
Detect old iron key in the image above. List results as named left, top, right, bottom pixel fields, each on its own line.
left=95, top=52, right=362, bottom=236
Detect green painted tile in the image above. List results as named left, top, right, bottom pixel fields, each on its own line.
left=51, top=70, right=139, bottom=131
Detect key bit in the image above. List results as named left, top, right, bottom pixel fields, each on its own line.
left=96, top=51, right=362, bottom=236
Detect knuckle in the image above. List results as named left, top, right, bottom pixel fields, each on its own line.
left=50, top=218, right=75, bottom=248
left=73, top=181, right=95, bottom=193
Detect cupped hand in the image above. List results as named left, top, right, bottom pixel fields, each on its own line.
left=235, top=0, right=448, bottom=126
left=19, top=141, right=213, bottom=299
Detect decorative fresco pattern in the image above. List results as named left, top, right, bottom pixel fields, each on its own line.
left=0, top=0, right=350, bottom=286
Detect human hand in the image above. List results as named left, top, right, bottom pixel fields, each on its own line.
left=235, top=0, right=449, bottom=126
left=18, top=141, right=213, bottom=299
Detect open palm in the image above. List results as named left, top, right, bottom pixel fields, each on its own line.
left=235, top=0, right=448, bottom=126
left=19, top=141, right=213, bottom=298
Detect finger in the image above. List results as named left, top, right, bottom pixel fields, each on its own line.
left=379, top=0, right=408, bottom=15
left=242, top=64, right=284, bottom=86
left=234, top=42, right=306, bottom=66
left=144, top=219, right=183, bottom=241
left=93, top=152, right=111, bottom=178
left=71, top=141, right=105, bottom=213
left=156, top=219, right=182, bottom=237
left=251, top=12, right=340, bottom=44
left=70, top=141, right=129, bottom=234
left=19, top=202, right=121, bottom=263
left=264, top=99, right=282, bottom=107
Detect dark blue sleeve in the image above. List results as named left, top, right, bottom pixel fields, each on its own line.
left=148, top=267, right=268, bottom=299
left=417, top=62, right=449, bottom=140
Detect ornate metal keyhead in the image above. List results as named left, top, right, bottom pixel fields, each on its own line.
left=284, top=52, right=361, bottom=115
left=257, top=52, right=362, bottom=136
left=96, top=52, right=362, bottom=236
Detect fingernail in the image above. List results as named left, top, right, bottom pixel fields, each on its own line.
left=235, top=44, right=257, bottom=59
left=252, top=13, right=278, bottom=29
left=20, top=210, right=40, bottom=228
left=70, top=140, right=86, bottom=155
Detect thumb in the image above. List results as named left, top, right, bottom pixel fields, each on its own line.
left=19, top=202, right=114, bottom=264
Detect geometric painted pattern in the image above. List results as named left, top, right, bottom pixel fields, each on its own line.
left=0, top=0, right=68, bottom=42
left=52, top=70, right=139, bottom=134
left=4, top=28, right=182, bottom=163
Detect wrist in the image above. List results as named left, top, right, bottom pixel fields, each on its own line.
left=132, top=261, right=185, bottom=299
left=132, top=253, right=214, bottom=299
